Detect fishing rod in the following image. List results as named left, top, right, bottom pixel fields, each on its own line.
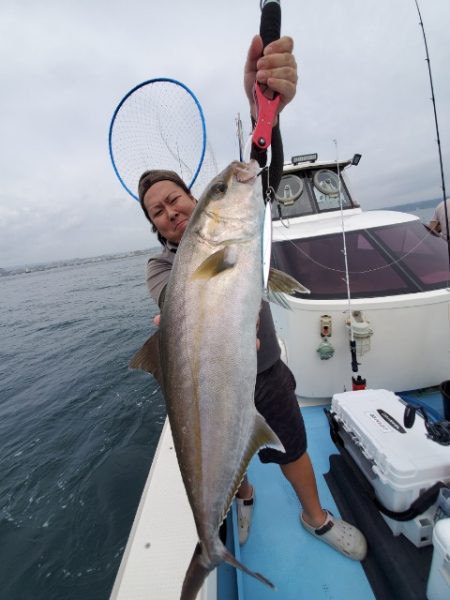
left=251, top=0, right=281, bottom=160
left=334, top=140, right=366, bottom=390
left=413, top=0, right=450, bottom=271
left=337, top=3, right=450, bottom=389
left=241, top=1, right=281, bottom=167
left=252, top=0, right=282, bottom=291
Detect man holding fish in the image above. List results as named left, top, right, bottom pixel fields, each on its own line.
left=133, top=32, right=367, bottom=598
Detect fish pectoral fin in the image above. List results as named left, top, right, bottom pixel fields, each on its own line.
left=129, top=330, right=163, bottom=385
left=191, top=247, right=237, bottom=280
left=266, top=266, right=310, bottom=309
left=269, top=267, right=310, bottom=295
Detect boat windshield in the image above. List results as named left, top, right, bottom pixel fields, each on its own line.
left=272, top=221, right=450, bottom=299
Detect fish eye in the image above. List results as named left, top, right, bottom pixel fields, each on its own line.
left=211, top=181, right=227, bottom=196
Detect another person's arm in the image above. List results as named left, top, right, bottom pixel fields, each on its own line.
left=427, top=217, right=441, bottom=235
left=427, top=204, right=442, bottom=235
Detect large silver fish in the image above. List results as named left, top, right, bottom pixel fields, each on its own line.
left=130, top=160, right=308, bottom=599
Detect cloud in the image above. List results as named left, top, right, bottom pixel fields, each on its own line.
left=1, top=0, right=449, bottom=267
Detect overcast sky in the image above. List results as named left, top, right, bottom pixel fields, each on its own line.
left=1, top=0, right=449, bottom=267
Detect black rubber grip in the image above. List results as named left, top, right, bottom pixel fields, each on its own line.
left=260, top=0, right=281, bottom=48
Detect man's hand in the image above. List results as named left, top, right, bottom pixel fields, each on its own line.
left=244, top=35, right=298, bottom=121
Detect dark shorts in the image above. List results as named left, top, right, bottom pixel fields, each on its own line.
left=255, top=359, right=307, bottom=465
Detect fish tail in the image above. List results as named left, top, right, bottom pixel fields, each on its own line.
left=180, top=543, right=213, bottom=600
left=222, top=546, right=275, bottom=590
left=180, top=539, right=275, bottom=599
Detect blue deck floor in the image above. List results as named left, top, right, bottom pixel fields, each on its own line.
left=236, top=403, right=375, bottom=600
left=221, top=387, right=445, bottom=599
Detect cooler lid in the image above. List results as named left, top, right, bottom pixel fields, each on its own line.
left=331, top=389, right=450, bottom=489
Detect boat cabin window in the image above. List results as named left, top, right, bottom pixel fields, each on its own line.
left=371, top=222, right=450, bottom=287
left=272, top=221, right=450, bottom=299
left=272, top=168, right=353, bottom=220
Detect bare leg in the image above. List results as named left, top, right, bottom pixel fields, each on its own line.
left=235, top=474, right=254, bottom=545
left=236, top=474, right=253, bottom=500
left=280, top=452, right=326, bottom=527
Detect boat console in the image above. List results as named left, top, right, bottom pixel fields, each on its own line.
left=272, top=154, right=359, bottom=221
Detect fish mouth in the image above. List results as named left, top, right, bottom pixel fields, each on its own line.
left=235, top=160, right=260, bottom=184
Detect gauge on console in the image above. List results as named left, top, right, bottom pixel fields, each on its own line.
left=275, top=174, right=303, bottom=205
left=313, top=169, right=340, bottom=197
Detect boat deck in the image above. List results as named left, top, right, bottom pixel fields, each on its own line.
left=238, top=403, right=375, bottom=599
left=110, top=387, right=445, bottom=599
left=235, top=387, right=443, bottom=600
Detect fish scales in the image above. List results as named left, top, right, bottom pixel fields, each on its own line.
left=161, top=162, right=265, bottom=535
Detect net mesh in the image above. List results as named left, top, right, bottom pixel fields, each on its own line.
left=110, top=79, right=217, bottom=200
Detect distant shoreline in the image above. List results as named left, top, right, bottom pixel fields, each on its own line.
left=0, top=247, right=160, bottom=278
left=385, top=197, right=438, bottom=213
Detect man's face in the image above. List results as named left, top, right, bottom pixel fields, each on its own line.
left=143, top=180, right=196, bottom=244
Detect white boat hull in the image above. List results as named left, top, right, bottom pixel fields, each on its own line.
left=272, top=288, right=450, bottom=399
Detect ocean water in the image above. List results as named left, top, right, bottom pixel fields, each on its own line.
left=0, top=252, right=165, bottom=600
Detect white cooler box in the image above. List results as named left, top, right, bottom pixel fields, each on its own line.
left=331, top=389, right=450, bottom=547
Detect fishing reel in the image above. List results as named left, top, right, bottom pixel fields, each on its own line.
left=403, top=404, right=450, bottom=446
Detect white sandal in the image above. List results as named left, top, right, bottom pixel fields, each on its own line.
left=300, top=510, right=367, bottom=561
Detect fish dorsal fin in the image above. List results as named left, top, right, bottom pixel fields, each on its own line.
left=129, top=330, right=163, bottom=386
left=221, top=413, right=284, bottom=525
left=191, top=247, right=237, bottom=280
left=266, top=266, right=310, bottom=309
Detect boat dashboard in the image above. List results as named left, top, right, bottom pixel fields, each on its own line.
left=272, top=157, right=359, bottom=221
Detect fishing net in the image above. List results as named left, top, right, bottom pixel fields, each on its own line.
left=109, top=78, right=217, bottom=201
